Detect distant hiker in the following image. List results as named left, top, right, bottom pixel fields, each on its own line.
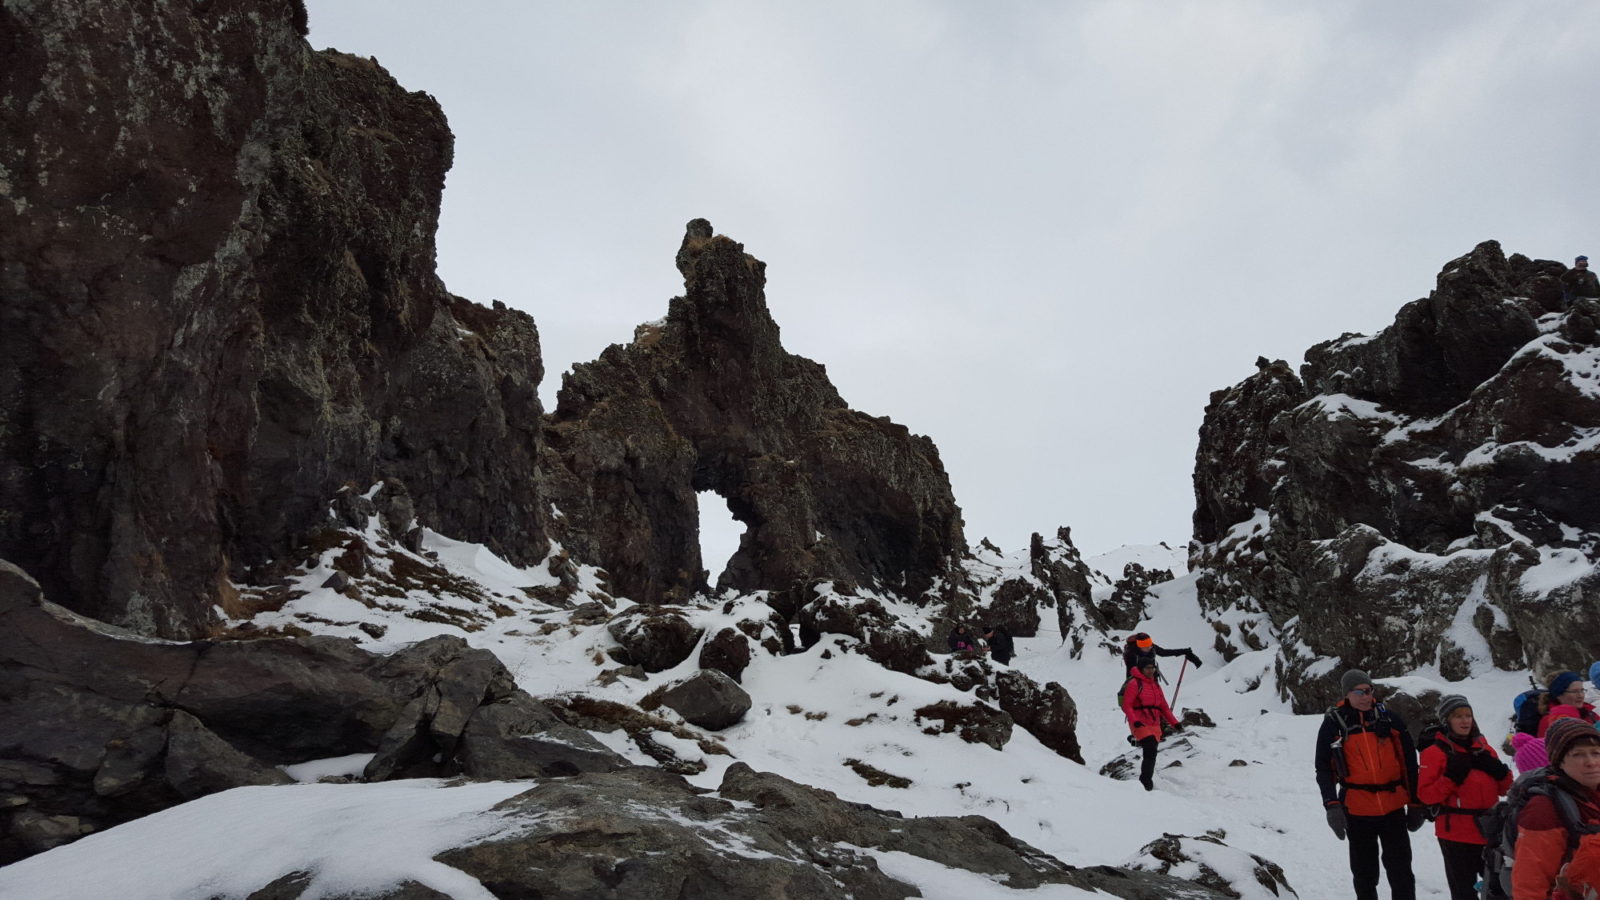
left=1315, top=669, right=1424, bottom=900
left=1587, top=660, right=1600, bottom=708
left=1121, top=632, right=1202, bottom=676
left=1509, top=717, right=1600, bottom=898
left=1562, top=255, right=1600, bottom=308
left=947, top=624, right=978, bottom=654
left=983, top=624, right=1014, bottom=665
left=1515, top=683, right=1553, bottom=737
left=1121, top=659, right=1179, bottom=791
left=1415, top=694, right=1512, bottom=900
left=1539, top=672, right=1599, bottom=737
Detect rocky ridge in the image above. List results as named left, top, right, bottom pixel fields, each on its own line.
left=1193, top=241, right=1600, bottom=708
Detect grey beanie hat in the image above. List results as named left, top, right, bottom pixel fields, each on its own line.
left=1340, top=669, right=1373, bottom=695
left=1436, top=694, right=1472, bottom=721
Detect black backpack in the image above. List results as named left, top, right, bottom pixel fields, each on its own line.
left=1514, top=688, right=1546, bottom=736
left=1477, top=768, right=1600, bottom=899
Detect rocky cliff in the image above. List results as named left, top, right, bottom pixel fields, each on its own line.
left=0, top=0, right=549, bottom=639
left=1193, top=241, right=1600, bottom=708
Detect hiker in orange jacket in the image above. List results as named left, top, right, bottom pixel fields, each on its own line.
left=1416, top=695, right=1512, bottom=900
left=1315, top=669, right=1425, bottom=900
left=1122, top=659, right=1179, bottom=792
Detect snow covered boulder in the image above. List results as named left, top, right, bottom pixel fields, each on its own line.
left=653, top=669, right=753, bottom=730
left=1129, top=832, right=1297, bottom=899
left=797, top=592, right=930, bottom=674
left=699, top=626, right=754, bottom=682
left=607, top=605, right=704, bottom=673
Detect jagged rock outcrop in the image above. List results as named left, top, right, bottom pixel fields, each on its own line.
left=1193, top=241, right=1600, bottom=708
left=1102, top=560, right=1175, bottom=630
left=540, top=219, right=967, bottom=605
left=0, top=0, right=548, bottom=639
left=0, top=560, right=625, bottom=863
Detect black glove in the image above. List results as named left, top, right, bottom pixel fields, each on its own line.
left=1161, top=721, right=1177, bottom=738
left=1406, top=805, right=1429, bottom=832
left=1325, top=804, right=1347, bottom=840
left=1371, top=718, right=1393, bottom=739
left=1185, top=650, right=1203, bottom=668
left=1443, top=751, right=1473, bottom=784
left=1473, top=753, right=1511, bottom=780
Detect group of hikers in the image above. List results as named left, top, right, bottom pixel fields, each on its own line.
left=1311, top=664, right=1600, bottom=900
left=946, top=622, right=1014, bottom=664
left=1110, top=632, right=1600, bottom=899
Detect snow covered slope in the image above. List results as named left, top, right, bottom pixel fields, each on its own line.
left=2, top=528, right=1525, bottom=899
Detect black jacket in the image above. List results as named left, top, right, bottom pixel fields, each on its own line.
left=1122, top=642, right=1192, bottom=675
left=987, top=628, right=1014, bottom=661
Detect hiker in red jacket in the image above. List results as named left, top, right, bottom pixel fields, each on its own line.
left=1415, top=694, right=1512, bottom=900
left=1511, top=717, right=1600, bottom=899
left=1122, top=659, right=1179, bottom=792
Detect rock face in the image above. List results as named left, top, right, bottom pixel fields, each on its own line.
left=1193, top=241, right=1600, bottom=708
left=0, top=0, right=548, bottom=639
left=0, top=560, right=625, bottom=863
left=541, top=219, right=967, bottom=605
left=435, top=763, right=1230, bottom=900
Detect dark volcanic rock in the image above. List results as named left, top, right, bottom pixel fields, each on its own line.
left=797, top=591, right=932, bottom=674
left=699, top=626, right=754, bottom=682
left=435, top=764, right=1228, bottom=900
left=0, top=560, right=625, bottom=863
left=541, top=219, right=967, bottom=605
left=994, top=670, right=1084, bottom=764
left=0, top=0, right=549, bottom=639
left=656, top=669, right=753, bottom=731
left=607, top=605, right=704, bottom=673
left=1103, top=560, right=1175, bottom=630
left=1193, top=242, right=1600, bottom=708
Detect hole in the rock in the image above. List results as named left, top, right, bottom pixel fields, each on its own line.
left=697, top=490, right=744, bottom=588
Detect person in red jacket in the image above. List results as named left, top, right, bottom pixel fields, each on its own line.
left=1512, top=717, right=1600, bottom=899
left=1539, top=672, right=1600, bottom=737
left=1416, top=694, right=1513, bottom=899
left=1122, top=659, right=1179, bottom=792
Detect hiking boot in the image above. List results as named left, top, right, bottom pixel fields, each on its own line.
left=1140, top=777, right=1154, bottom=791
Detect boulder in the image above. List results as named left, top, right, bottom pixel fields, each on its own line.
left=1129, top=833, right=1297, bottom=900
left=656, top=670, right=753, bottom=731
left=995, top=671, right=1084, bottom=763
left=607, top=605, right=704, bottom=673
left=0, top=560, right=625, bottom=863
left=698, top=627, right=753, bottom=683
left=797, top=592, right=930, bottom=674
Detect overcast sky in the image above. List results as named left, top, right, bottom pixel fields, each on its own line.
left=310, top=1, right=1600, bottom=571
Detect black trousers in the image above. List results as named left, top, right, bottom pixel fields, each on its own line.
left=1437, top=837, right=1483, bottom=900
left=1347, top=809, right=1414, bottom=900
left=1138, top=736, right=1157, bottom=788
